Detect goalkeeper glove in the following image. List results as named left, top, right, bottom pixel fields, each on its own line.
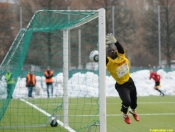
left=106, top=33, right=117, bottom=45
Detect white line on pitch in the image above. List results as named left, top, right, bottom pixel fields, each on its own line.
left=107, top=113, right=175, bottom=116
left=138, top=102, right=175, bottom=104
left=20, top=99, right=76, bottom=132
left=34, top=102, right=175, bottom=106
left=68, top=113, right=175, bottom=117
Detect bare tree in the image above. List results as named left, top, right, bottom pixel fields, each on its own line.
left=89, top=0, right=136, bottom=38
left=142, top=0, right=175, bottom=67
left=0, top=4, right=15, bottom=64
left=15, top=0, right=71, bottom=68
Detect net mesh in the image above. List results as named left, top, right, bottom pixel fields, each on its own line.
left=0, top=10, right=100, bottom=132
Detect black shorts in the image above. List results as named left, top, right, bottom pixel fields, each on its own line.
left=115, top=77, right=137, bottom=112
left=155, top=81, right=160, bottom=86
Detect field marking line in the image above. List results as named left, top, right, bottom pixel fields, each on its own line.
left=68, top=113, right=175, bottom=117
left=106, top=113, right=175, bottom=116
left=34, top=102, right=175, bottom=106
left=20, top=98, right=76, bottom=132
left=137, top=102, right=175, bottom=104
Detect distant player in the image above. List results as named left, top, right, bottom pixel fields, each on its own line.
left=26, top=70, right=36, bottom=98
left=44, top=66, right=54, bottom=98
left=5, top=69, right=15, bottom=99
left=149, top=69, right=164, bottom=96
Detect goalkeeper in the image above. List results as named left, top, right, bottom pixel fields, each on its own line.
left=105, top=33, right=140, bottom=124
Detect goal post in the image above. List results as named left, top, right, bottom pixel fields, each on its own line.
left=98, top=8, right=106, bottom=132
left=63, top=29, right=69, bottom=127
left=0, top=8, right=106, bottom=132
left=62, top=8, right=106, bottom=131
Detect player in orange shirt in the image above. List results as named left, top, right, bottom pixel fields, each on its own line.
left=44, top=66, right=54, bottom=98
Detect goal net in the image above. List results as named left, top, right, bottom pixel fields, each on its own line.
left=0, top=9, right=106, bottom=132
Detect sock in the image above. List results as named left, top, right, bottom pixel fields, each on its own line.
left=156, top=89, right=162, bottom=94
left=132, top=109, right=135, bottom=112
left=130, top=109, right=136, bottom=114
left=123, top=113, right=127, bottom=117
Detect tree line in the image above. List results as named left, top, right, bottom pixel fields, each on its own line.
left=0, top=0, right=175, bottom=68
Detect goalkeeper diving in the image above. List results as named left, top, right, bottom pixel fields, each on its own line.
left=90, top=33, right=140, bottom=124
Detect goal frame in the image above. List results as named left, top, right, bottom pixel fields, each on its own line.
left=62, top=8, right=106, bottom=132
left=0, top=8, right=106, bottom=132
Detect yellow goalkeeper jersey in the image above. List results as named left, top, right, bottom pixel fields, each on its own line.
left=106, top=51, right=130, bottom=85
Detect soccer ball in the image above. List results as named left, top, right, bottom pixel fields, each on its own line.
left=89, top=50, right=99, bottom=62
left=50, top=116, right=58, bottom=127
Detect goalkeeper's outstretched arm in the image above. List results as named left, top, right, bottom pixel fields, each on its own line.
left=114, top=41, right=124, bottom=54
left=106, top=33, right=124, bottom=64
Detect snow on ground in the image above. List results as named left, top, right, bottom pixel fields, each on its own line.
left=0, top=69, right=175, bottom=99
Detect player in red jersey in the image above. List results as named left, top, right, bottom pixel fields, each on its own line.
left=149, top=69, right=164, bottom=96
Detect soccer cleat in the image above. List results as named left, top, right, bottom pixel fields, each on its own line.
left=160, top=92, right=165, bottom=96
left=123, top=114, right=131, bottom=124
left=129, top=110, right=140, bottom=121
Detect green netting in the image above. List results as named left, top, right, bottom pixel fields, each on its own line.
left=0, top=10, right=100, bottom=132
left=0, top=28, right=26, bottom=121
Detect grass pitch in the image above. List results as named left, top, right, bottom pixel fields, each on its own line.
left=0, top=96, right=174, bottom=132
left=107, top=96, right=175, bottom=132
